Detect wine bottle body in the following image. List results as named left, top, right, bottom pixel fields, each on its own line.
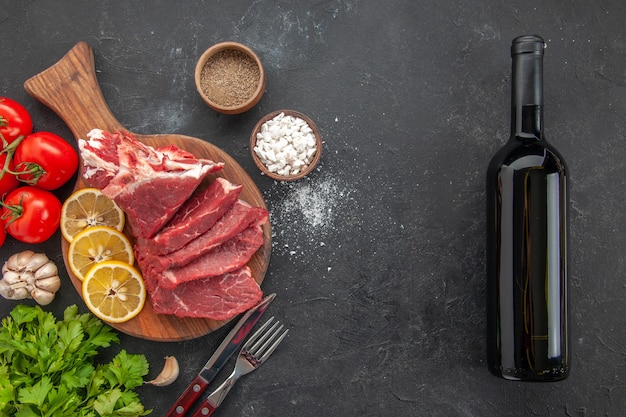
left=486, top=137, right=569, bottom=381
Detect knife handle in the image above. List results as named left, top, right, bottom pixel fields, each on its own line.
left=164, top=375, right=209, bottom=417
left=190, top=399, right=218, bottom=417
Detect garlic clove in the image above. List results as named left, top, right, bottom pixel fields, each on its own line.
left=5, top=286, right=31, bottom=300
left=0, top=280, right=30, bottom=300
left=31, top=287, right=56, bottom=306
left=7, top=250, right=35, bottom=271
left=36, top=275, right=61, bottom=293
left=0, top=280, right=12, bottom=298
left=2, top=270, right=22, bottom=285
left=145, top=356, right=179, bottom=386
left=24, top=253, right=51, bottom=272
left=34, top=262, right=59, bottom=279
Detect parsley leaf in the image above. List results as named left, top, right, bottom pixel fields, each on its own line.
left=17, top=376, right=53, bottom=407
left=0, top=305, right=151, bottom=416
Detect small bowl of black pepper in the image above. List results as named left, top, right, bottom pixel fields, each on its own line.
left=194, top=41, right=265, bottom=114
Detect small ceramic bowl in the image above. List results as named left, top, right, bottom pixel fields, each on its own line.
left=250, top=110, right=322, bottom=181
left=194, top=41, right=265, bottom=114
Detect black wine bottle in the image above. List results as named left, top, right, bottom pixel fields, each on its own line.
left=486, top=35, right=569, bottom=381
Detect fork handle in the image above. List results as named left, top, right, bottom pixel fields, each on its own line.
left=190, top=375, right=238, bottom=417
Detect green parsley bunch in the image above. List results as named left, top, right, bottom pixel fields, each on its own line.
left=0, top=304, right=151, bottom=416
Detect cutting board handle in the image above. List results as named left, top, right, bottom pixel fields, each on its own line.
left=23, top=41, right=125, bottom=140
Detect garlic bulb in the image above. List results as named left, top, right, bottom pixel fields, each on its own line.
left=145, top=356, right=180, bottom=386
left=0, top=251, right=61, bottom=305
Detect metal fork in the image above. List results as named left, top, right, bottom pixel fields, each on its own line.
left=191, top=317, right=288, bottom=417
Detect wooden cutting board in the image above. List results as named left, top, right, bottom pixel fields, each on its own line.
left=23, top=41, right=271, bottom=342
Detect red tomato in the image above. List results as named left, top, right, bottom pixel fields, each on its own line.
left=0, top=153, right=19, bottom=197
left=0, top=97, right=33, bottom=144
left=13, top=132, right=79, bottom=190
left=0, top=220, right=5, bottom=247
left=1, top=186, right=62, bottom=244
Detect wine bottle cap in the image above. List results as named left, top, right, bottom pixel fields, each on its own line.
left=511, top=35, right=545, bottom=56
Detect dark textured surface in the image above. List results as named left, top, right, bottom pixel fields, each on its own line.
left=1, top=1, right=625, bottom=416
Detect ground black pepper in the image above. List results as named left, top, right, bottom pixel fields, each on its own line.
left=199, top=49, right=261, bottom=107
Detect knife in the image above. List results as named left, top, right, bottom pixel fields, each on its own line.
left=164, top=293, right=276, bottom=417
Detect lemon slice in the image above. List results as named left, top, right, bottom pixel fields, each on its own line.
left=68, top=226, right=134, bottom=281
left=61, top=188, right=125, bottom=242
left=82, top=260, right=146, bottom=323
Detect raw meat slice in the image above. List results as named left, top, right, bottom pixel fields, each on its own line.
left=138, top=177, right=243, bottom=255
left=136, top=199, right=268, bottom=272
left=139, top=224, right=265, bottom=290
left=78, top=129, right=223, bottom=238
left=147, top=266, right=263, bottom=320
left=165, top=201, right=268, bottom=267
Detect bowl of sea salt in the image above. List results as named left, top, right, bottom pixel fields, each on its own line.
left=250, top=110, right=322, bottom=181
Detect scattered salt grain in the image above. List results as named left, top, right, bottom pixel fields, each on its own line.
left=253, top=112, right=318, bottom=176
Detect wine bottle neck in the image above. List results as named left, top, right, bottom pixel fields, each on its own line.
left=511, top=105, right=542, bottom=140
left=510, top=35, right=544, bottom=140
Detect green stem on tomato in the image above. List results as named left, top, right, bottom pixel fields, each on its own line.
left=0, top=194, right=24, bottom=227
left=11, top=162, right=45, bottom=185
left=0, top=134, right=25, bottom=181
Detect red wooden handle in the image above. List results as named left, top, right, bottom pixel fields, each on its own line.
left=190, top=398, right=218, bottom=417
left=164, top=375, right=209, bottom=417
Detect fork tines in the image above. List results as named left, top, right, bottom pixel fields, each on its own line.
left=244, top=317, right=289, bottom=362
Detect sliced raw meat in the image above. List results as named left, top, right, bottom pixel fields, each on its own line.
left=138, top=177, right=243, bottom=255
left=136, top=199, right=268, bottom=272
left=78, top=129, right=223, bottom=238
left=167, top=201, right=268, bottom=266
left=147, top=266, right=263, bottom=320
left=139, top=224, right=265, bottom=290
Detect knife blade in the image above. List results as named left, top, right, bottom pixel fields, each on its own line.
left=164, top=293, right=276, bottom=417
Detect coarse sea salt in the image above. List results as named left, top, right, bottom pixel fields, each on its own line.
left=253, top=112, right=318, bottom=176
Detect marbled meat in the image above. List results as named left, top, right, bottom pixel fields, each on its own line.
left=136, top=199, right=268, bottom=271
left=78, top=128, right=267, bottom=320
left=78, top=129, right=223, bottom=239
left=138, top=223, right=265, bottom=290
left=145, top=266, right=263, bottom=321
left=136, top=177, right=243, bottom=255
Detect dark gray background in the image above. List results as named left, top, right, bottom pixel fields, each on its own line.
left=1, top=1, right=625, bottom=416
